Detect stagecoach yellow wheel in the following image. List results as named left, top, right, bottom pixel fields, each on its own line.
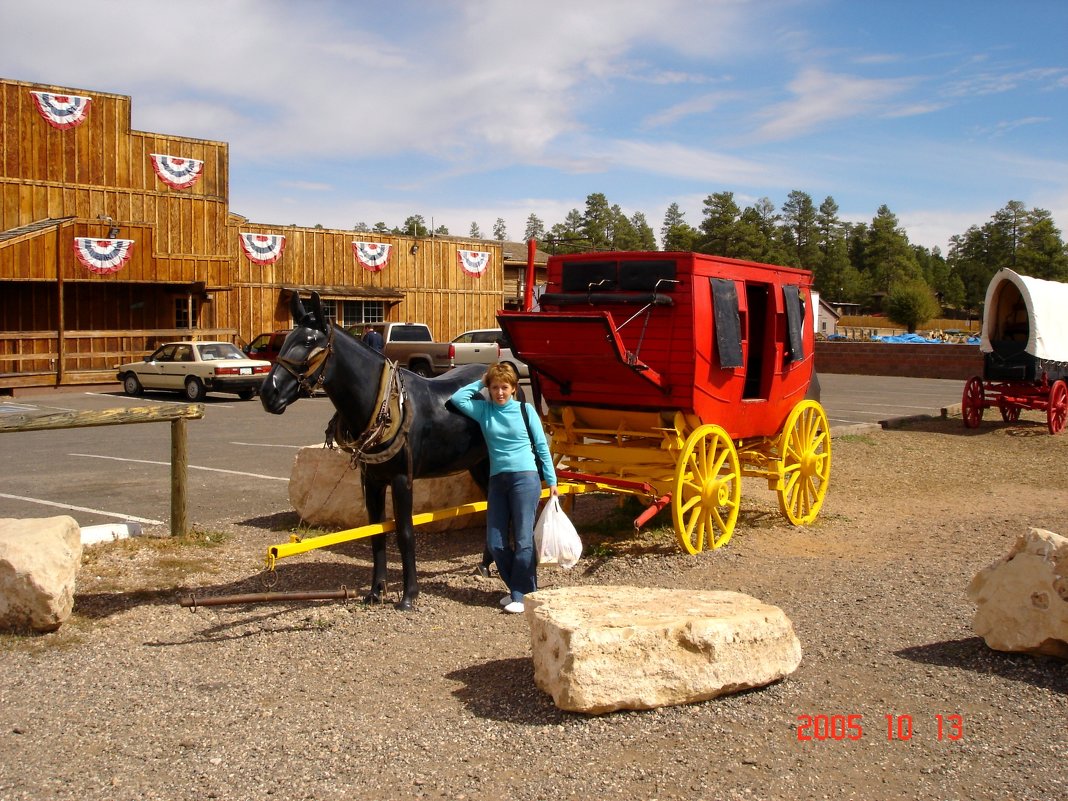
left=671, top=424, right=740, bottom=554
left=776, top=400, right=832, bottom=525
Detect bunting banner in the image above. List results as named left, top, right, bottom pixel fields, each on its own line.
left=73, top=238, right=135, bottom=274
left=30, top=91, right=93, bottom=129
left=352, top=241, right=391, bottom=271
left=457, top=249, right=490, bottom=276
left=239, top=233, right=286, bottom=265
left=150, top=154, right=204, bottom=190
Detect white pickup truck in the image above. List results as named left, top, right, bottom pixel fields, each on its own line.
left=351, top=322, right=498, bottom=377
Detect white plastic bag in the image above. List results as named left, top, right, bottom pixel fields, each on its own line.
left=534, top=496, right=582, bottom=569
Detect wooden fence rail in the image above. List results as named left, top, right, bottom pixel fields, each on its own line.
left=0, top=404, right=204, bottom=536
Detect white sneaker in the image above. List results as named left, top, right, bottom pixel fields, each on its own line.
left=499, top=596, right=511, bottom=607
left=503, top=601, right=525, bottom=614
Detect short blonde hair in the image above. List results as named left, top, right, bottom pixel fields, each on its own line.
left=483, top=362, right=518, bottom=388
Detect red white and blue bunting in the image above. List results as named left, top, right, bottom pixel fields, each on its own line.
left=239, top=233, right=286, bottom=265
left=30, top=91, right=92, bottom=129
left=150, top=154, right=204, bottom=190
left=457, top=249, right=490, bottom=277
left=73, top=238, right=134, bottom=274
left=353, top=241, right=391, bottom=271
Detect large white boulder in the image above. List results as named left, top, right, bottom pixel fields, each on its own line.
left=526, top=585, right=803, bottom=714
left=0, top=516, right=82, bottom=632
left=967, top=527, right=1068, bottom=659
left=288, top=445, right=484, bottom=532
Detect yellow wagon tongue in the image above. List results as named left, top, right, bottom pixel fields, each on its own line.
left=498, top=311, right=667, bottom=401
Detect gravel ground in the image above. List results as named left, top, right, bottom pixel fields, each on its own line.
left=1, top=412, right=1066, bottom=801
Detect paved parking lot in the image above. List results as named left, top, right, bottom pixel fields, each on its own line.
left=0, top=373, right=967, bottom=533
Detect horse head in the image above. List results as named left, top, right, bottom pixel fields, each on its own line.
left=259, top=290, right=333, bottom=414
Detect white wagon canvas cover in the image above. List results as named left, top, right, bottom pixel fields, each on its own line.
left=980, top=268, right=1068, bottom=364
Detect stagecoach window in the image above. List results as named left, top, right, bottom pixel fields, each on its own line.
left=711, top=278, right=744, bottom=369
left=783, top=285, right=805, bottom=363
left=619, top=260, right=678, bottom=291
left=561, top=262, right=617, bottom=292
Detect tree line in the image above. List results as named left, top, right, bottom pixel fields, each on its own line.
left=354, top=192, right=1068, bottom=331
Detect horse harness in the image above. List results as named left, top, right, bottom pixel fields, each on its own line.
left=273, top=326, right=335, bottom=396
left=325, top=356, right=415, bottom=486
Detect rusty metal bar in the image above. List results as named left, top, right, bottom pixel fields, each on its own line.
left=180, top=587, right=359, bottom=609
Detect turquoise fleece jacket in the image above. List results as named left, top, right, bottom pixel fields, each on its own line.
left=449, top=380, right=557, bottom=485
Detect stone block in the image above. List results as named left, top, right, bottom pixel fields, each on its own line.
left=967, top=527, right=1068, bottom=658
left=527, top=585, right=802, bottom=714
left=288, top=445, right=484, bottom=532
left=0, top=516, right=82, bottom=632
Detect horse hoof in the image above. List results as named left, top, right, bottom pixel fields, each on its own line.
left=395, top=598, right=415, bottom=611
left=363, top=593, right=383, bottom=605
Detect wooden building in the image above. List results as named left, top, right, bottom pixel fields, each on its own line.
left=0, top=78, right=503, bottom=391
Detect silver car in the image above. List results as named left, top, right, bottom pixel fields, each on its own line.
left=451, top=328, right=529, bottom=379
left=117, top=341, right=272, bottom=401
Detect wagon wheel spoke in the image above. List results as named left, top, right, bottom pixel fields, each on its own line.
left=962, top=376, right=984, bottom=429
left=776, top=401, right=832, bottom=526
left=672, top=425, right=740, bottom=554
left=1048, top=380, right=1067, bottom=435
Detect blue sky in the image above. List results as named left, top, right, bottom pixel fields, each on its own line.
left=3, top=0, right=1066, bottom=252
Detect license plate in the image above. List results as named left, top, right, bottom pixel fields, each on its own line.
left=240, top=367, right=251, bottom=375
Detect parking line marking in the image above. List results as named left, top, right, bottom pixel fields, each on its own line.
left=68, top=453, right=289, bottom=481
left=229, top=441, right=306, bottom=448
left=0, top=492, right=164, bottom=525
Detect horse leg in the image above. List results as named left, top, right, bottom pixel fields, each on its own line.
left=390, top=473, right=419, bottom=611
left=363, top=477, right=389, bottom=604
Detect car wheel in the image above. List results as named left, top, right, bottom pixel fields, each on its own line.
left=184, top=377, right=207, bottom=402
left=122, top=373, right=143, bottom=396
left=237, top=389, right=256, bottom=401
left=410, top=361, right=433, bottom=378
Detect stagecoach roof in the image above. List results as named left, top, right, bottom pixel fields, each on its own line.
left=980, top=268, right=1068, bottom=361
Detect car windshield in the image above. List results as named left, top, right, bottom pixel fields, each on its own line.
left=196, top=343, right=246, bottom=361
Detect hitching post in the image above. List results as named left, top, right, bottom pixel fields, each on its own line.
left=171, top=417, right=188, bottom=537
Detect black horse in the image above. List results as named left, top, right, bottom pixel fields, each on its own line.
left=259, top=291, right=489, bottom=610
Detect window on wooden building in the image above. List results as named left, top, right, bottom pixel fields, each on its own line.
left=175, top=298, right=199, bottom=329
left=319, top=299, right=385, bottom=327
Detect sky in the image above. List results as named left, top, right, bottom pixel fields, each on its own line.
left=2, top=0, right=1067, bottom=253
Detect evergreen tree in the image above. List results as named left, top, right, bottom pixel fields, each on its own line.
left=661, top=203, right=697, bottom=251
left=399, top=215, right=429, bottom=237
left=434, top=224, right=449, bottom=236
left=524, top=213, right=546, bottom=241
left=582, top=193, right=614, bottom=250
left=608, top=204, right=640, bottom=250
left=780, top=190, right=821, bottom=270
left=469, top=222, right=482, bottom=239
left=547, top=209, right=586, bottom=253
left=862, top=205, right=921, bottom=292
left=372, top=222, right=390, bottom=234
left=1016, top=208, right=1068, bottom=280
left=630, top=211, right=658, bottom=250
left=353, top=221, right=370, bottom=232
left=698, top=192, right=742, bottom=256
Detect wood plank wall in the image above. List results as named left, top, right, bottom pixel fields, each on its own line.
left=1, top=78, right=504, bottom=385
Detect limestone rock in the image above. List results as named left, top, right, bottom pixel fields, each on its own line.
left=288, top=445, right=484, bottom=532
left=967, top=528, right=1068, bottom=659
left=0, top=516, right=83, bottom=632
left=526, top=585, right=802, bottom=714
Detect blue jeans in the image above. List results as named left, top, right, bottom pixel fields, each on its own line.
left=486, top=470, right=541, bottom=602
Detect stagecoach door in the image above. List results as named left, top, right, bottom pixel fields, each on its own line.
left=743, top=283, right=770, bottom=400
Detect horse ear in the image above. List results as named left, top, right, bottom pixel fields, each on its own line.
left=309, top=291, right=326, bottom=332
left=289, top=290, right=305, bottom=323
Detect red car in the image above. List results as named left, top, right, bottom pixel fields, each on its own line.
left=243, top=330, right=290, bottom=363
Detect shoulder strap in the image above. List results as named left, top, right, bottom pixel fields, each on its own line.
left=519, top=400, right=545, bottom=480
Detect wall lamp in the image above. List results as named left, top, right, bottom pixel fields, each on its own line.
left=410, top=244, right=419, bottom=255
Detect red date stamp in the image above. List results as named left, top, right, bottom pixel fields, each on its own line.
left=795, top=713, right=964, bottom=742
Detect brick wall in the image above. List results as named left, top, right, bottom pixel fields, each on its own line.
left=814, top=342, right=983, bottom=379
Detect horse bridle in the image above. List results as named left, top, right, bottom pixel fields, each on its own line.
left=273, top=325, right=335, bottom=395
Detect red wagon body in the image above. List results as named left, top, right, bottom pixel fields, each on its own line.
left=498, top=251, right=830, bottom=553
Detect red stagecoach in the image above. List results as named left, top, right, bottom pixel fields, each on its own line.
left=962, top=268, right=1068, bottom=434
left=498, top=250, right=831, bottom=554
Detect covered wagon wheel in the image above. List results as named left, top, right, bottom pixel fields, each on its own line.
left=962, top=376, right=985, bottom=429
left=1047, top=380, right=1068, bottom=435
left=671, top=424, right=740, bottom=554
left=999, top=399, right=1021, bottom=424
left=776, top=400, right=832, bottom=526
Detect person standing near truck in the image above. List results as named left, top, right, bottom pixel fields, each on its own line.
left=362, top=325, right=384, bottom=352
left=449, top=363, right=557, bottom=614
